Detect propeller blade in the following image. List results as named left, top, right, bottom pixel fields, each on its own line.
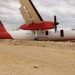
left=54, top=16, right=57, bottom=24
left=54, top=15, right=59, bottom=32
left=55, top=24, right=57, bottom=32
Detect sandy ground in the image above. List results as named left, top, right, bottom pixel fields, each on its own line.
left=0, top=40, right=75, bottom=75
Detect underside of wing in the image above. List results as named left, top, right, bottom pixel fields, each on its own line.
left=19, top=0, right=43, bottom=24
left=19, top=6, right=33, bottom=24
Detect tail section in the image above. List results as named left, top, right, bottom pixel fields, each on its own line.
left=19, top=0, right=43, bottom=24
left=0, top=20, right=6, bottom=32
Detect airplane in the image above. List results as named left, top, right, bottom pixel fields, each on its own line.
left=19, top=0, right=75, bottom=41
left=1, top=20, right=75, bottom=41
left=0, top=0, right=75, bottom=41
left=0, top=0, right=56, bottom=40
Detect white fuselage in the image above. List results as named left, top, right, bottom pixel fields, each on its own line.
left=36, top=28, right=75, bottom=41
left=6, top=28, right=75, bottom=41
left=8, top=29, right=35, bottom=40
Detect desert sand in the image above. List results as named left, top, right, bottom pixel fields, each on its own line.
left=0, top=40, right=75, bottom=75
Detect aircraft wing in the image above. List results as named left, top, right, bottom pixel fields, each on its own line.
left=19, top=6, right=33, bottom=24
left=19, top=0, right=43, bottom=24
left=19, top=0, right=59, bottom=31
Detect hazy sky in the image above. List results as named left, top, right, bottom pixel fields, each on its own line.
left=0, top=0, right=75, bottom=29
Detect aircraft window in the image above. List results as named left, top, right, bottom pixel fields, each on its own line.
left=28, top=33, right=30, bottom=34
left=42, top=32, right=44, bottom=34
left=26, top=33, right=29, bottom=34
left=45, top=31, right=49, bottom=35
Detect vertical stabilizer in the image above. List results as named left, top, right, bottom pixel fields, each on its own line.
left=19, top=0, right=43, bottom=23
left=0, top=20, right=6, bottom=32
left=0, top=21, right=3, bottom=27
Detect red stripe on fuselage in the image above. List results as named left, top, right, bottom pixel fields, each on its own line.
left=0, top=32, right=12, bottom=39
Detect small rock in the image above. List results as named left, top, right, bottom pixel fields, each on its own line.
left=33, top=65, right=39, bottom=68
left=14, top=43, right=19, bottom=45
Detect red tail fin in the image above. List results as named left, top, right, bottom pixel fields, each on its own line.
left=0, top=21, right=6, bottom=32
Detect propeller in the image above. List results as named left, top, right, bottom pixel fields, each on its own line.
left=54, top=16, right=59, bottom=32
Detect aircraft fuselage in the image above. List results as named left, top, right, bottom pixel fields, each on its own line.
left=0, top=28, right=75, bottom=41
left=36, top=28, right=75, bottom=41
